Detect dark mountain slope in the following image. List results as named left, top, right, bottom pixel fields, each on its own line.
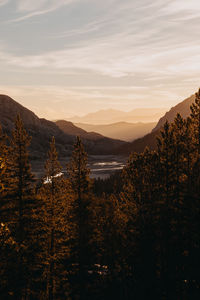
left=0, top=95, right=74, bottom=158
left=153, top=94, right=195, bottom=132
left=55, top=120, right=104, bottom=141
left=118, top=93, right=195, bottom=155
left=116, top=130, right=160, bottom=155
left=0, top=95, right=126, bottom=157
left=55, top=120, right=126, bottom=152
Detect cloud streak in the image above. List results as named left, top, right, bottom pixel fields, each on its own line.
left=7, top=0, right=77, bottom=23
left=0, top=0, right=9, bottom=6
left=1, top=30, right=200, bottom=80
left=0, top=0, right=200, bottom=116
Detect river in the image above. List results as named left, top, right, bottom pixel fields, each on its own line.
left=31, top=155, right=127, bottom=180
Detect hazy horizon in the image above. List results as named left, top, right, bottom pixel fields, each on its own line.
left=0, top=0, right=200, bottom=119
left=65, top=107, right=167, bottom=119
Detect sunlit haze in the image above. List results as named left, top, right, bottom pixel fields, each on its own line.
left=0, top=0, right=200, bottom=119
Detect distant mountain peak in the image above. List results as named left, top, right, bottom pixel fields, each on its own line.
left=75, top=121, right=157, bottom=142
left=68, top=107, right=166, bottom=125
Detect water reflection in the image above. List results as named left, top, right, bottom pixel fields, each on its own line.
left=90, top=159, right=125, bottom=179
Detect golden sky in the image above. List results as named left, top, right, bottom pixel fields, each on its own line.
left=0, top=0, right=200, bottom=119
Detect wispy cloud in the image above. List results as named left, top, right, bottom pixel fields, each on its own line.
left=0, top=0, right=9, bottom=7
left=0, top=0, right=200, bottom=116
left=8, top=0, right=77, bottom=23
left=162, top=0, right=200, bottom=13
left=1, top=31, right=200, bottom=79
left=2, top=0, right=200, bottom=80
left=17, top=0, right=48, bottom=12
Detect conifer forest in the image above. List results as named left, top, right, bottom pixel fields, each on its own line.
left=0, top=90, right=200, bottom=300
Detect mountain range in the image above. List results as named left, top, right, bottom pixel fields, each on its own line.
left=68, top=108, right=166, bottom=124
left=0, top=92, right=196, bottom=160
left=0, top=95, right=126, bottom=159
left=74, top=122, right=156, bottom=142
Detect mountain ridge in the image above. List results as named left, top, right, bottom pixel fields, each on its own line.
left=55, top=120, right=111, bottom=141
left=117, top=93, right=196, bottom=155
left=74, top=121, right=156, bottom=142
left=152, top=94, right=195, bottom=132
left=68, top=107, right=166, bottom=124
left=0, top=94, right=126, bottom=158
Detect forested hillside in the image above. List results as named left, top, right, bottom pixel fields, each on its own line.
left=117, top=94, right=196, bottom=155
left=0, top=90, right=200, bottom=299
left=153, top=94, right=195, bottom=132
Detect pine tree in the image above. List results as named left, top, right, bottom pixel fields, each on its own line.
left=39, top=136, right=69, bottom=300
left=8, top=115, right=36, bottom=299
left=122, top=148, right=160, bottom=299
left=187, top=90, right=200, bottom=297
left=0, top=126, right=19, bottom=297
left=99, top=193, right=131, bottom=299
left=67, top=136, right=93, bottom=300
left=190, top=88, right=200, bottom=154
left=0, top=125, right=12, bottom=218
left=190, top=89, right=200, bottom=197
left=0, top=222, right=19, bottom=298
left=0, top=125, right=7, bottom=198
left=156, top=121, right=178, bottom=298
left=169, top=114, right=191, bottom=298
left=9, top=115, right=35, bottom=240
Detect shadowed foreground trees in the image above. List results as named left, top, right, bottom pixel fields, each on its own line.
left=0, top=90, right=200, bottom=299
left=38, top=137, right=69, bottom=300
left=0, top=116, right=38, bottom=299
left=66, top=136, right=94, bottom=300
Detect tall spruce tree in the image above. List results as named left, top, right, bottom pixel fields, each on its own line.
left=7, top=115, right=36, bottom=299
left=156, top=121, right=178, bottom=298
left=39, top=136, right=68, bottom=300
left=187, top=90, right=200, bottom=297
left=10, top=115, right=35, bottom=241
left=0, top=125, right=12, bottom=218
left=0, top=125, right=7, bottom=198
left=190, top=88, right=200, bottom=154
left=0, top=125, right=18, bottom=298
left=122, top=148, right=160, bottom=299
left=67, top=136, right=92, bottom=300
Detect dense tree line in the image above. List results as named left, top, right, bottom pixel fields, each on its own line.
left=0, top=90, right=200, bottom=299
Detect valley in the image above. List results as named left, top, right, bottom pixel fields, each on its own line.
left=1, top=1, right=199, bottom=298
left=31, top=155, right=127, bottom=180
left=0, top=92, right=196, bottom=179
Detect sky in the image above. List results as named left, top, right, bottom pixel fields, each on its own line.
left=0, top=0, right=200, bottom=119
